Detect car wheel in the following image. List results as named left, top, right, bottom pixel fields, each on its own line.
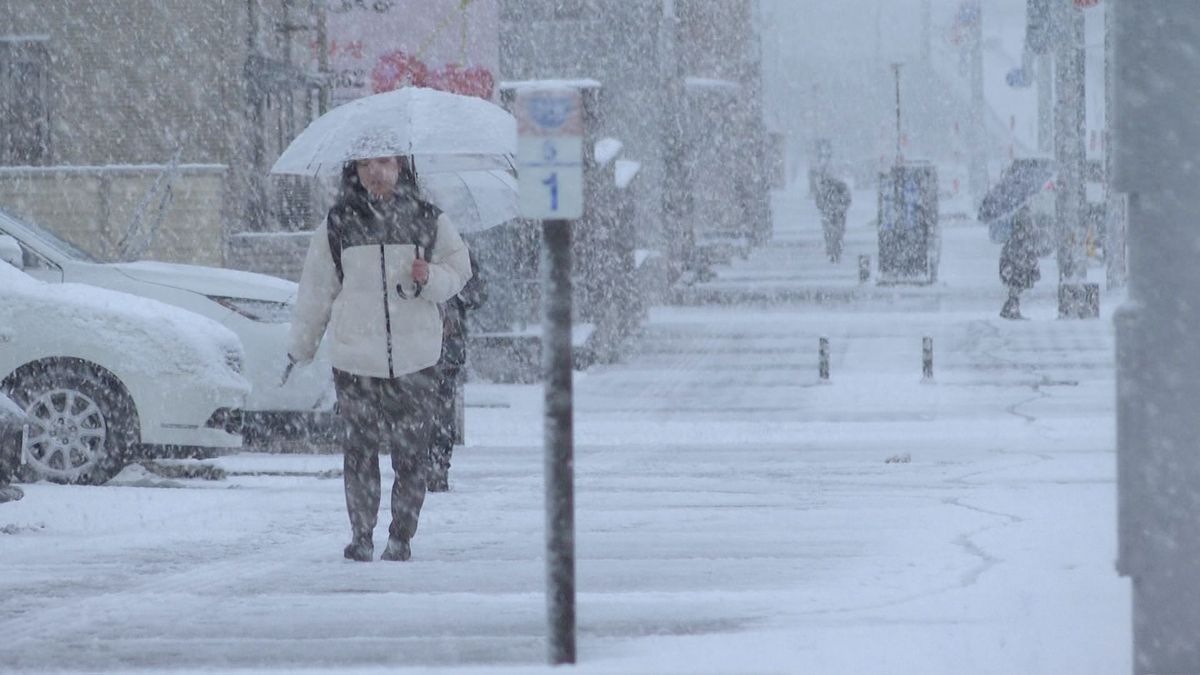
left=5, top=362, right=137, bottom=485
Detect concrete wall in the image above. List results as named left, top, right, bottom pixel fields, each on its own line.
left=0, top=0, right=319, bottom=246
left=0, top=1, right=249, bottom=167
left=0, top=165, right=229, bottom=266
left=225, top=231, right=313, bottom=282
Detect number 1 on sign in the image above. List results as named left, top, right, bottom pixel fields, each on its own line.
left=542, top=172, right=559, bottom=211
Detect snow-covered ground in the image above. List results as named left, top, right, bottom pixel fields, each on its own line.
left=0, top=182, right=1128, bottom=673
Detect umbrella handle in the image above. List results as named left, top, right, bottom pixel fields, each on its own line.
left=413, top=244, right=425, bottom=297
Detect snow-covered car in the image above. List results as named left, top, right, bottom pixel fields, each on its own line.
left=0, top=208, right=334, bottom=442
left=0, top=260, right=250, bottom=484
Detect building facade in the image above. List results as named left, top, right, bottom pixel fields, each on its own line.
left=0, top=0, right=323, bottom=264
left=498, top=0, right=771, bottom=266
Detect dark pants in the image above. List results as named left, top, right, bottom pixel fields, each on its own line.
left=430, top=364, right=461, bottom=476
left=821, top=211, right=846, bottom=262
left=1001, top=286, right=1023, bottom=318
left=334, top=367, right=436, bottom=543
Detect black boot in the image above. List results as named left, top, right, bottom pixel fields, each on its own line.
left=0, top=484, right=23, bottom=504
left=427, top=463, right=450, bottom=492
left=343, top=535, right=373, bottom=562
left=1000, top=295, right=1021, bottom=320
left=380, top=537, right=411, bottom=562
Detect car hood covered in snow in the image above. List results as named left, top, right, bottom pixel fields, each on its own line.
left=110, top=261, right=297, bottom=303
left=0, top=262, right=249, bottom=393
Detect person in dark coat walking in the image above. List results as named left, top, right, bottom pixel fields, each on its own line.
left=0, top=447, right=22, bottom=503
left=287, top=155, right=472, bottom=562
left=999, top=204, right=1041, bottom=319
left=427, top=250, right=486, bottom=492
left=815, top=173, right=852, bottom=262
left=0, top=401, right=25, bottom=503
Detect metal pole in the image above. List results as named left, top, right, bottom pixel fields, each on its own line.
left=819, top=337, right=830, bottom=381
left=1103, top=2, right=1125, bottom=290
left=922, top=336, right=933, bottom=380
left=891, top=63, right=903, bottom=164
left=966, top=0, right=987, bottom=207
left=920, top=0, right=931, bottom=64
left=315, top=0, right=330, bottom=114
left=1114, top=4, right=1200, bottom=672
left=542, top=219, right=576, bottom=666
left=1037, top=52, right=1054, bottom=154
left=1054, top=0, right=1087, bottom=317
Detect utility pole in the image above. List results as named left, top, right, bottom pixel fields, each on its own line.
left=315, top=0, right=330, bottom=114
left=1114, top=3, right=1200, bottom=673
left=1102, top=2, right=1124, bottom=289
left=966, top=0, right=987, bottom=207
left=1037, top=52, right=1054, bottom=153
left=920, top=0, right=931, bottom=65
left=1052, top=0, right=1088, bottom=317
left=660, top=0, right=693, bottom=275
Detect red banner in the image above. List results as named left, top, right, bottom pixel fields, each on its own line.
left=318, top=0, right=499, bottom=104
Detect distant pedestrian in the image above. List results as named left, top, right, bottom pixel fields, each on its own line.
left=0, top=410, right=24, bottom=504
left=999, top=205, right=1041, bottom=320
left=428, top=250, right=486, bottom=492
left=815, top=173, right=851, bottom=262
left=287, top=154, right=472, bottom=562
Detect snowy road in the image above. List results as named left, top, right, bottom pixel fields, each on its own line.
left=0, top=187, right=1128, bottom=673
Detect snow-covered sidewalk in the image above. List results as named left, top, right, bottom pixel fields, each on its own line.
left=0, top=184, right=1128, bottom=673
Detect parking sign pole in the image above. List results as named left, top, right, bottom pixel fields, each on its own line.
left=515, top=86, right=584, bottom=666
left=543, top=217, right=575, bottom=665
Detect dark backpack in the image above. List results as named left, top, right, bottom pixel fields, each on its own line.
left=326, top=196, right=440, bottom=286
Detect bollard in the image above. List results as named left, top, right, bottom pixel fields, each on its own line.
left=922, top=336, right=933, bottom=380
left=819, top=337, right=830, bottom=381
left=858, top=254, right=871, bottom=283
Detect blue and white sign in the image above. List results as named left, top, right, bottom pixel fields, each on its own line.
left=515, top=88, right=584, bottom=220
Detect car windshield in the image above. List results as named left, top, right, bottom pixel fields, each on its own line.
left=0, top=206, right=99, bottom=263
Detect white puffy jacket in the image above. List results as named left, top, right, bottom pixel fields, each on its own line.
left=288, top=196, right=472, bottom=379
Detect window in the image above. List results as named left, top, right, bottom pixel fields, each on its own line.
left=0, top=38, right=51, bottom=165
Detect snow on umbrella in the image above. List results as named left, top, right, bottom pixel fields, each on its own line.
left=270, top=87, right=516, bottom=176
left=418, top=167, right=518, bottom=234
left=977, top=158, right=1056, bottom=223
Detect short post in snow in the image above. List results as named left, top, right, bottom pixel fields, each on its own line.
left=516, top=85, right=585, bottom=666
left=819, top=337, right=830, bottom=381
left=858, top=254, right=871, bottom=284
left=922, top=336, right=933, bottom=381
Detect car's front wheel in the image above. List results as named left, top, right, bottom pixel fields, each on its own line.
left=4, top=361, right=137, bottom=484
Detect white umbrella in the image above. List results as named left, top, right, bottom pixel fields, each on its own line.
left=270, top=87, right=516, bottom=176
left=418, top=168, right=518, bottom=234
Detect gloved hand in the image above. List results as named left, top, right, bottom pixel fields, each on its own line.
left=280, top=354, right=297, bottom=386
left=412, top=246, right=429, bottom=297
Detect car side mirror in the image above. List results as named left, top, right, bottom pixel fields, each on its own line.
left=0, top=234, right=23, bottom=270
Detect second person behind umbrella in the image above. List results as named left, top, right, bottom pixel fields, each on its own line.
left=287, top=154, right=472, bottom=562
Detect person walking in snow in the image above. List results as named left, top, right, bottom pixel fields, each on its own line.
left=814, top=172, right=852, bottom=263
left=287, top=154, right=472, bottom=562
left=998, top=204, right=1041, bottom=320
left=427, top=249, right=485, bottom=493
left=0, top=400, right=25, bottom=504
left=0, top=445, right=23, bottom=504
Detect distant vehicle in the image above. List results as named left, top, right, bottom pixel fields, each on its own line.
left=0, top=208, right=335, bottom=443
left=0, top=260, right=249, bottom=484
